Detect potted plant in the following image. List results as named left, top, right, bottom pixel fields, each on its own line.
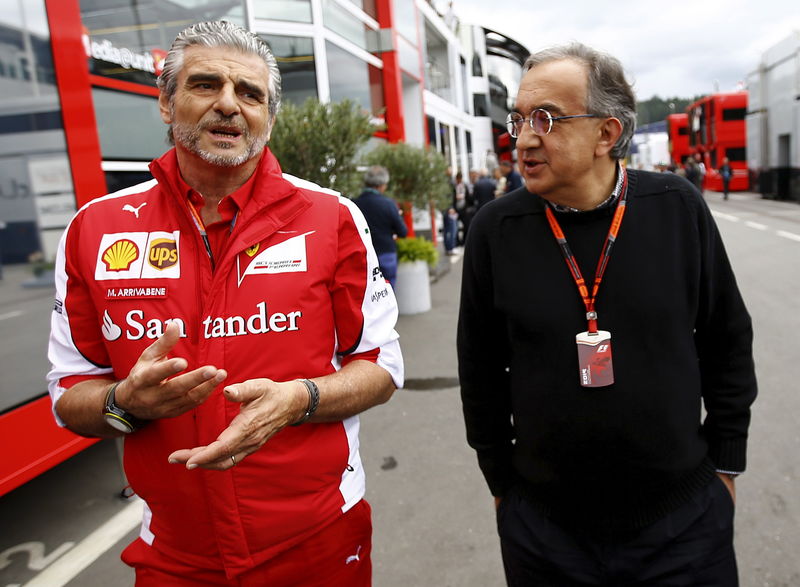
left=363, top=143, right=451, bottom=237
left=269, top=98, right=379, bottom=197
left=394, top=237, right=438, bottom=314
left=23, top=251, right=56, bottom=288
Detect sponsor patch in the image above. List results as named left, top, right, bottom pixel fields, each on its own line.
left=101, top=309, right=188, bottom=341
left=95, top=231, right=181, bottom=280
left=105, top=286, right=168, bottom=300
left=148, top=238, right=178, bottom=270
left=237, top=231, right=314, bottom=286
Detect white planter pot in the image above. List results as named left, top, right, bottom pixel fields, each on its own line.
left=395, top=260, right=431, bottom=315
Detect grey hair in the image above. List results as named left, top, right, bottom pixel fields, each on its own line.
left=364, top=165, right=390, bottom=188
left=158, top=21, right=282, bottom=121
left=523, top=42, right=636, bottom=160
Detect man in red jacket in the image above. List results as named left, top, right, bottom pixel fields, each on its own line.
left=48, top=21, right=402, bottom=586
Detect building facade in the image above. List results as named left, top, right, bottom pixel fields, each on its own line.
left=746, top=32, right=800, bottom=201
left=0, top=0, right=528, bottom=265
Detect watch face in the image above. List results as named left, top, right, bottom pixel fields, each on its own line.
left=104, top=412, right=134, bottom=433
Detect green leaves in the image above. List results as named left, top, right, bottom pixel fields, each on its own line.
left=396, top=237, right=438, bottom=267
left=269, top=98, right=378, bottom=198
left=364, top=143, right=451, bottom=209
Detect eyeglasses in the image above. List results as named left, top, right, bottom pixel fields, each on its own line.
left=505, top=109, right=600, bottom=138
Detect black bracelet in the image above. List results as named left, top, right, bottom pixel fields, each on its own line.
left=291, top=379, right=320, bottom=426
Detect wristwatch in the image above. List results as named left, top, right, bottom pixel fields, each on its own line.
left=103, top=381, right=144, bottom=434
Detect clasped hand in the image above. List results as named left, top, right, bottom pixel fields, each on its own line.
left=117, top=321, right=306, bottom=471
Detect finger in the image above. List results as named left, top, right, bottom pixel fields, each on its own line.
left=223, top=378, right=271, bottom=404
left=139, top=321, right=184, bottom=363
left=167, top=367, right=227, bottom=401
left=132, top=357, right=190, bottom=388
left=185, top=439, right=238, bottom=469
left=168, top=447, right=203, bottom=465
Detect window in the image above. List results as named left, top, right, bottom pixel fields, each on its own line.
left=471, top=52, right=483, bottom=76
left=343, top=0, right=377, bottom=19
left=439, top=122, right=451, bottom=161
left=261, top=35, right=317, bottom=106
left=0, top=0, right=76, bottom=413
left=92, top=89, right=166, bottom=160
left=326, top=42, right=384, bottom=116
left=0, top=111, right=62, bottom=135
left=426, top=115, right=436, bottom=148
left=79, top=0, right=246, bottom=86
left=473, top=94, right=489, bottom=116
left=722, top=108, right=746, bottom=121
left=105, top=170, right=155, bottom=194
left=253, top=0, right=312, bottom=23
left=424, top=20, right=450, bottom=101
left=323, top=0, right=371, bottom=50
left=394, top=0, right=418, bottom=44
left=725, top=147, right=746, bottom=162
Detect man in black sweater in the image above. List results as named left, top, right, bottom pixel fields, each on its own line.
left=355, top=165, right=407, bottom=289
left=457, top=42, right=756, bottom=586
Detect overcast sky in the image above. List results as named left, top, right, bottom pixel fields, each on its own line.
left=452, top=0, right=800, bottom=100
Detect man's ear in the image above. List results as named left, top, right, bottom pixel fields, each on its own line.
left=159, top=93, right=172, bottom=125
left=595, top=117, right=623, bottom=157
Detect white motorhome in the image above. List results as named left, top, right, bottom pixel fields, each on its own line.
left=746, top=32, right=800, bottom=201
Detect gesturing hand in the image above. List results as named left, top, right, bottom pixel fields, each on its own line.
left=167, top=378, right=307, bottom=471
left=116, top=321, right=227, bottom=420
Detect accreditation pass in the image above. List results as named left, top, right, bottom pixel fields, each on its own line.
left=576, top=330, right=614, bottom=388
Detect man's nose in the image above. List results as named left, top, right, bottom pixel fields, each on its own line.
left=214, top=84, right=241, bottom=116
left=514, top=124, right=542, bottom=150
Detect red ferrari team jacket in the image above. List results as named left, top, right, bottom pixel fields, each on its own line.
left=47, top=148, right=404, bottom=577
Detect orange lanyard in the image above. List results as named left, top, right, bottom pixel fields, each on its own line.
left=543, top=168, right=628, bottom=333
left=185, top=200, right=238, bottom=270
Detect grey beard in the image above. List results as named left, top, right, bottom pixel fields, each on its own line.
left=171, top=121, right=269, bottom=167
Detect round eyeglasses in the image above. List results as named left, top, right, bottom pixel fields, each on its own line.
left=505, top=109, right=600, bottom=138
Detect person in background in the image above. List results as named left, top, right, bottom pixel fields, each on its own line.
left=355, top=165, right=407, bottom=289
left=485, top=149, right=499, bottom=176
left=470, top=168, right=497, bottom=211
left=684, top=155, right=699, bottom=186
left=458, top=41, right=756, bottom=586
left=443, top=167, right=458, bottom=255
left=47, top=21, right=402, bottom=586
left=453, top=170, right=475, bottom=246
left=493, top=166, right=507, bottom=198
left=694, top=152, right=707, bottom=192
left=500, top=159, right=523, bottom=193
left=719, top=156, right=733, bottom=200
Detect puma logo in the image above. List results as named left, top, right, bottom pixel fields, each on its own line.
left=345, top=545, right=362, bottom=565
left=122, top=203, right=147, bottom=218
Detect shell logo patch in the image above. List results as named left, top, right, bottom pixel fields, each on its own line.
left=148, top=237, right=179, bottom=270
left=102, top=239, right=139, bottom=271
left=95, top=231, right=181, bottom=280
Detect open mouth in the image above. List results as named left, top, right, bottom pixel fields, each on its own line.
left=522, top=159, right=543, bottom=173
left=209, top=127, right=243, bottom=139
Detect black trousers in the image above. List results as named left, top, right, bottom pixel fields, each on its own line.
left=497, top=476, right=737, bottom=586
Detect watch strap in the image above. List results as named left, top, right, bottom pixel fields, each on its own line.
left=103, top=381, right=144, bottom=434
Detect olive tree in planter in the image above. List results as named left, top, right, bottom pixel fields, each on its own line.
left=364, top=144, right=450, bottom=314
left=393, top=237, right=438, bottom=314
left=269, top=98, right=379, bottom=197
left=364, top=142, right=451, bottom=237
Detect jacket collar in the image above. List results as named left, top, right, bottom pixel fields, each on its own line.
left=149, top=148, right=313, bottom=266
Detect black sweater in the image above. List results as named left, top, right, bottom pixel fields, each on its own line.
left=457, top=169, right=757, bottom=531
